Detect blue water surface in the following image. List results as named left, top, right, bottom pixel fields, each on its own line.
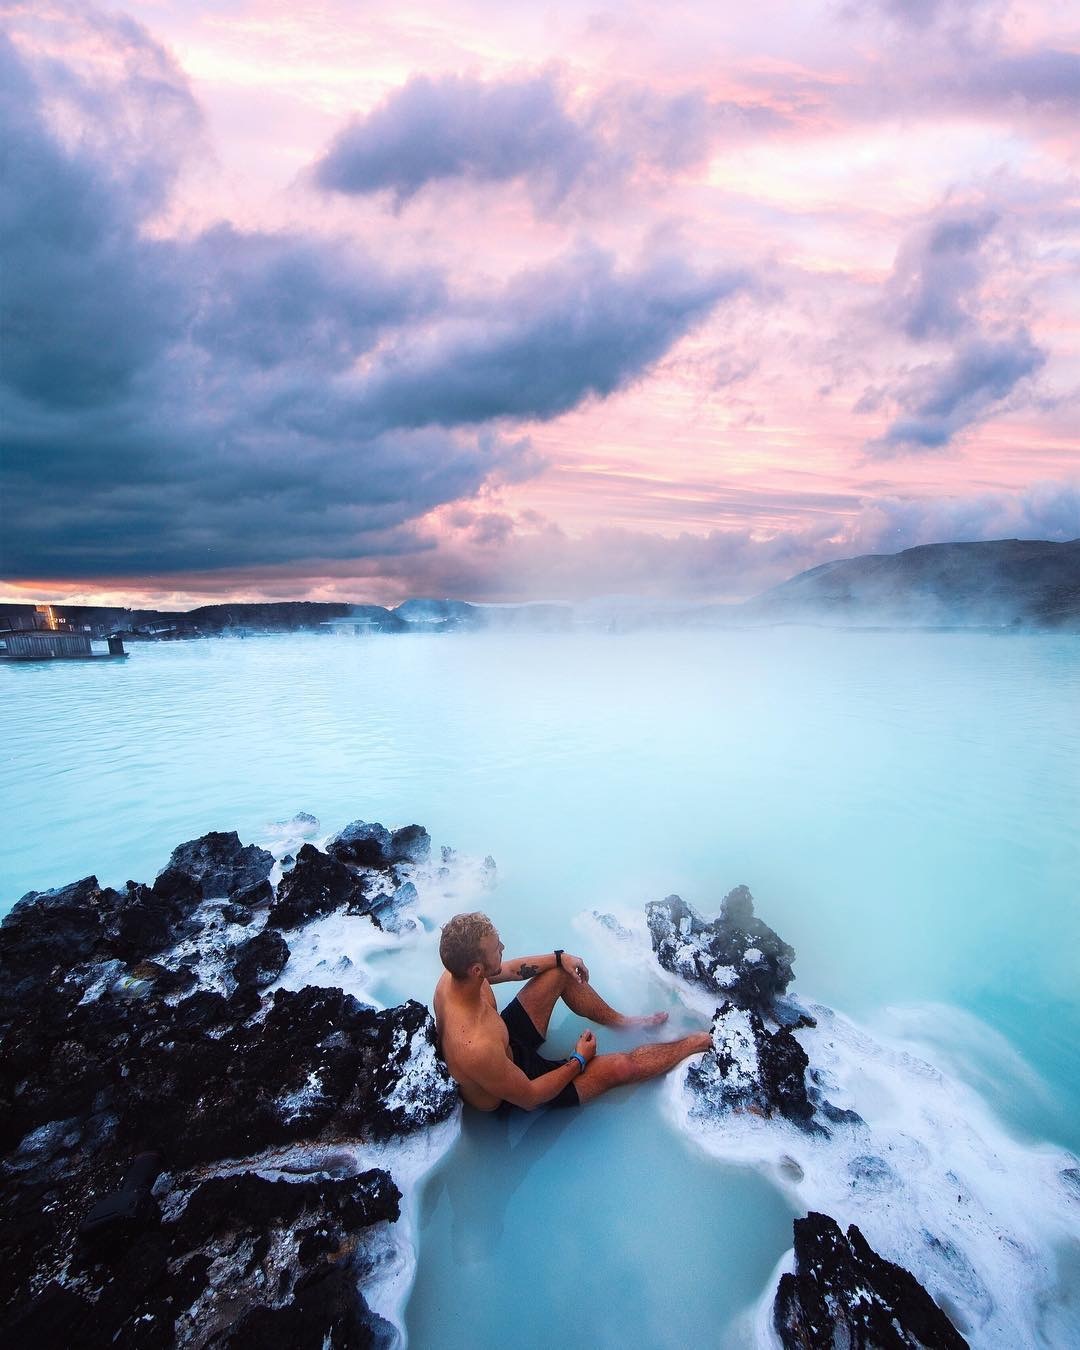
left=3, top=628, right=1078, bottom=1345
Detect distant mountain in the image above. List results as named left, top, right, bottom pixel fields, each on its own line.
left=3, top=539, right=1077, bottom=639
left=739, top=538, right=1080, bottom=629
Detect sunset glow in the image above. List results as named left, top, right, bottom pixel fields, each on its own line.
left=1, top=0, right=1077, bottom=606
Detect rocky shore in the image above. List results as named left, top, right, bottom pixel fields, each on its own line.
left=643, top=889, right=971, bottom=1347
left=1, top=822, right=458, bottom=1347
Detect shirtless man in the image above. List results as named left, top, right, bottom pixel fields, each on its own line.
left=433, top=912, right=711, bottom=1111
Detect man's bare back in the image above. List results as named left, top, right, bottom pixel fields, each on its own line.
left=433, top=915, right=709, bottom=1112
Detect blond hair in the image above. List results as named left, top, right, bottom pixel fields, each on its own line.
left=440, top=912, right=496, bottom=978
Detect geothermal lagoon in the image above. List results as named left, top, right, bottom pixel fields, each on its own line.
left=3, top=628, right=1079, bottom=1346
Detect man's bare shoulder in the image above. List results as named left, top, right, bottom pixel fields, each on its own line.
left=434, top=978, right=504, bottom=1052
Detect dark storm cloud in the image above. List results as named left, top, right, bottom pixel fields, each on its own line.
left=0, top=32, right=741, bottom=581
left=190, top=226, right=447, bottom=372
left=313, top=72, right=593, bottom=204
left=0, top=34, right=188, bottom=409
left=878, top=330, right=1045, bottom=451
left=312, top=71, right=783, bottom=208
left=330, top=248, right=749, bottom=433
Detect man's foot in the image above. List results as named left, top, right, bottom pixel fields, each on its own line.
left=614, top=1010, right=670, bottom=1028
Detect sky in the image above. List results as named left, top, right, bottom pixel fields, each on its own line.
left=1, top=0, right=1078, bottom=607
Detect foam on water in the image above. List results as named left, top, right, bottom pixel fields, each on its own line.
left=581, top=909, right=1080, bottom=1346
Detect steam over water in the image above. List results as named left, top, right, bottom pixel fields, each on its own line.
left=3, top=629, right=1079, bottom=1345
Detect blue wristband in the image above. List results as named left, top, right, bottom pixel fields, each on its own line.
left=568, top=1052, right=587, bottom=1074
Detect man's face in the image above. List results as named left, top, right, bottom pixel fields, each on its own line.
left=476, top=930, right=504, bottom=979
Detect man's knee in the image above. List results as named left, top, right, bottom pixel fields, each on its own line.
left=604, top=1052, right=635, bottom=1086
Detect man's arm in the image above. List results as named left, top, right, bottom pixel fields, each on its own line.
left=489, top=951, right=589, bottom=984
left=469, top=1033, right=595, bottom=1110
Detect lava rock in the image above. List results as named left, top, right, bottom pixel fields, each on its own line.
left=268, top=844, right=375, bottom=930
left=230, top=929, right=290, bottom=991
left=127, top=960, right=197, bottom=997
left=1, top=821, right=453, bottom=1347
left=1, top=877, right=120, bottom=981
left=160, top=832, right=273, bottom=900
left=150, top=867, right=203, bottom=906
left=327, top=820, right=394, bottom=868
left=367, top=880, right=420, bottom=935
left=646, top=888, right=795, bottom=1014
left=230, top=877, right=274, bottom=910
left=220, top=902, right=254, bottom=926
left=13, top=1170, right=401, bottom=1348
left=774, top=1211, right=968, bottom=1349
left=686, top=1001, right=820, bottom=1131
left=389, top=824, right=431, bottom=864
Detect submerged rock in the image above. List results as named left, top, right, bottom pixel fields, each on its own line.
left=646, top=888, right=795, bottom=1014
left=686, top=1001, right=822, bottom=1131
left=161, top=831, right=274, bottom=900
left=774, top=1211, right=968, bottom=1349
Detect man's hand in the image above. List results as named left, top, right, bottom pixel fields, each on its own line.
left=562, top=952, right=589, bottom=983
left=576, top=1029, right=597, bottom=1063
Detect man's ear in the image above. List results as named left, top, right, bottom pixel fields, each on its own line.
left=469, top=960, right=484, bottom=979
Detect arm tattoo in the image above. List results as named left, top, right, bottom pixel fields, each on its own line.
left=518, top=962, right=540, bottom=978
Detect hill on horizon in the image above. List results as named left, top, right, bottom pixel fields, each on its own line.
left=742, top=537, right=1080, bottom=629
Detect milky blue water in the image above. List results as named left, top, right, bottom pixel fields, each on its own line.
left=3, top=630, right=1079, bottom=1345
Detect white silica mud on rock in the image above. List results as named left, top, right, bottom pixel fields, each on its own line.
left=581, top=903, right=1080, bottom=1347
left=0, top=814, right=473, bottom=1348
left=668, top=1003, right=1080, bottom=1346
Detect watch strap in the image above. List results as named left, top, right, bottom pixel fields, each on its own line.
left=554, top=948, right=565, bottom=970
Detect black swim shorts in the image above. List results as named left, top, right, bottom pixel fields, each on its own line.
left=499, top=997, right=580, bottom=1110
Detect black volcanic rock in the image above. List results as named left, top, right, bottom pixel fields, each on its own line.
left=161, top=831, right=273, bottom=900
left=0, top=876, right=201, bottom=994
left=774, top=1211, right=968, bottom=1349
left=328, top=820, right=394, bottom=868
left=389, top=824, right=431, bottom=864
left=1, top=876, right=119, bottom=980
left=230, top=928, right=290, bottom=990
left=1, top=820, right=457, bottom=1346
left=229, top=877, right=274, bottom=910
left=268, top=843, right=376, bottom=929
left=647, top=888, right=795, bottom=1014
left=10, top=1169, right=401, bottom=1348
left=686, top=1001, right=823, bottom=1131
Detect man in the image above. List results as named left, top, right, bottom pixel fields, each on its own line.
left=433, top=912, right=711, bottom=1111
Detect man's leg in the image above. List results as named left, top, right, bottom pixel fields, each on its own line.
left=515, top=967, right=668, bottom=1040
left=573, top=1033, right=711, bottom=1104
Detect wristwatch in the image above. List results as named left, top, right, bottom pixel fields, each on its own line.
left=554, top=949, right=564, bottom=970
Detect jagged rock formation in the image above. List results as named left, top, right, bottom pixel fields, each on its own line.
left=163, top=832, right=273, bottom=900
left=0, top=821, right=457, bottom=1345
left=774, top=1211, right=968, bottom=1349
left=652, top=892, right=859, bottom=1134
left=686, top=1001, right=818, bottom=1130
left=327, top=820, right=431, bottom=869
left=646, top=887, right=796, bottom=1014
left=268, top=843, right=374, bottom=929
